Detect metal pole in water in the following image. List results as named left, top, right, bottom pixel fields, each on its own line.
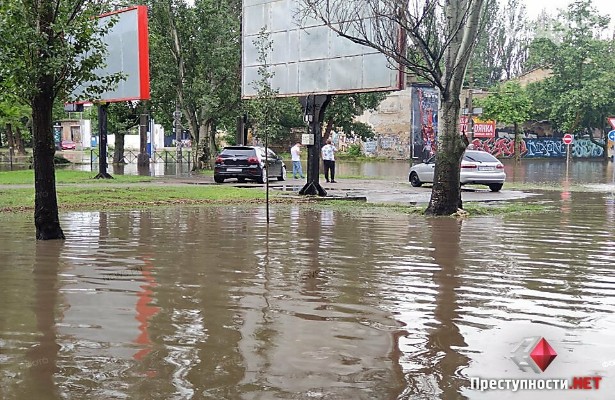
left=265, top=129, right=269, bottom=225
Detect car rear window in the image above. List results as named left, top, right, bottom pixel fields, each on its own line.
left=464, top=151, right=498, bottom=162
left=220, top=148, right=256, bottom=157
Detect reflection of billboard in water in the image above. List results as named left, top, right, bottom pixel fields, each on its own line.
left=411, top=85, right=439, bottom=159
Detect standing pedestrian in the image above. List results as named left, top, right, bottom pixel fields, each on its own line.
left=290, top=142, right=304, bottom=179
left=423, top=137, right=432, bottom=160
left=321, top=138, right=337, bottom=183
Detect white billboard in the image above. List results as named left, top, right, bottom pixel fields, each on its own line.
left=241, top=0, right=403, bottom=98
left=70, top=6, right=150, bottom=103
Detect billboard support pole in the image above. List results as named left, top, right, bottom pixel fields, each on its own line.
left=94, top=103, right=113, bottom=179
left=137, top=113, right=150, bottom=169
left=299, top=94, right=330, bottom=196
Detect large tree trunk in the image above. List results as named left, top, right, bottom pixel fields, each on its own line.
left=193, top=118, right=214, bottom=170
left=32, top=86, right=65, bottom=240
left=31, top=0, right=64, bottom=240
left=14, top=126, right=27, bottom=155
left=514, top=122, right=521, bottom=162
left=113, top=133, right=126, bottom=164
left=199, top=121, right=212, bottom=169
left=5, top=123, right=15, bottom=149
left=425, top=98, right=466, bottom=215
left=323, top=117, right=334, bottom=142
left=208, top=119, right=217, bottom=166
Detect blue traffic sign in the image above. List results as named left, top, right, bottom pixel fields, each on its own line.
left=609, top=130, right=615, bottom=142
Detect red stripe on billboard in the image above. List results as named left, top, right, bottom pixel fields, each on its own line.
left=137, top=5, right=150, bottom=100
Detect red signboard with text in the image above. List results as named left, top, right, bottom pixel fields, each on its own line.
left=473, top=120, right=496, bottom=138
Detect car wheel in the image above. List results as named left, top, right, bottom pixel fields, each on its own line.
left=278, top=165, right=286, bottom=181
left=409, top=172, right=422, bottom=187
left=257, top=168, right=268, bottom=184
left=489, top=183, right=503, bottom=192
left=214, top=175, right=225, bottom=184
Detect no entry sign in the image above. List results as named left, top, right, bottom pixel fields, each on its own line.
left=562, top=134, right=573, bottom=145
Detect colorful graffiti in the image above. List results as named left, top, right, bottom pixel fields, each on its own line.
left=471, top=138, right=526, bottom=158
left=471, top=137, right=605, bottom=159
left=572, top=139, right=604, bottom=158
left=525, top=138, right=566, bottom=158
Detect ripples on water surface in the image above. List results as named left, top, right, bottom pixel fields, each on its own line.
left=0, top=191, right=614, bottom=399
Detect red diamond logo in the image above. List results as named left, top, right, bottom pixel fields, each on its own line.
left=530, top=337, right=557, bottom=372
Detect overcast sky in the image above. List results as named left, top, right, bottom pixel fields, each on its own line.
left=524, top=0, right=615, bottom=22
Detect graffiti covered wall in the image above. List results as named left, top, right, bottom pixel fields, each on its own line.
left=410, top=85, right=439, bottom=159
left=471, top=137, right=605, bottom=159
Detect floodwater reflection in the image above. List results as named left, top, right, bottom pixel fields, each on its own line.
left=0, top=192, right=614, bottom=399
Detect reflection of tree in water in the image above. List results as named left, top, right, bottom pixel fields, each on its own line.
left=410, top=218, right=469, bottom=398
left=22, top=241, right=63, bottom=399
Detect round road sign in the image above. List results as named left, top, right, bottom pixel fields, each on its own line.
left=608, top=130, right=615, bottom=142
left=562, top=134, right=574, bottom=145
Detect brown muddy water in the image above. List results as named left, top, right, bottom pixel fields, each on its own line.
left=0, top=191, right=614, bottom=399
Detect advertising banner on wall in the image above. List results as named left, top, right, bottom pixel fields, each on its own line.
left=411, top=85, right=439, bottom=159
left=472, top=119, right=496, bottom=138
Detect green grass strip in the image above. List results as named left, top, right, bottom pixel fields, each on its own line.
left=0, top=184, right=270, bottom=212
left=0, top=170, right=154, bottom=185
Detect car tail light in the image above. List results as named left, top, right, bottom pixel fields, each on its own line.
left=215, top=156, right=223, bottom=164
left=461, top=164, right=477, bottom=169
left=496, top=164, right=504, bottom=169
left=247, top=157, right=259, bottom=164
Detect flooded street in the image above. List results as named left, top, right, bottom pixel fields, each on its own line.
left=1, top=188, right=614, bottom=399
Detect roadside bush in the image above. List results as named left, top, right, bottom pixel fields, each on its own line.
left=346, top=143, right=362, bottom=157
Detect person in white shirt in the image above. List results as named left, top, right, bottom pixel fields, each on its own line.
left=290, top=142, right=304, bottom=179
left=321, top=138, right=337, bottom=183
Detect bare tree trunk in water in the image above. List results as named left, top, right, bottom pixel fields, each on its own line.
left=425, top=98, right=466, bottom=215
left=113, top=133, right=126, bottom=164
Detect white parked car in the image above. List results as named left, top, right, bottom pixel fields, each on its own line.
left=409, top=150, right=506, bottom=192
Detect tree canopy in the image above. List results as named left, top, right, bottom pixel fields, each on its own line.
left=525, top=0, right=615, bottom=135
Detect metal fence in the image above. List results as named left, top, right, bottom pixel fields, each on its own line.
left=90, top=149, right=193, bottom=166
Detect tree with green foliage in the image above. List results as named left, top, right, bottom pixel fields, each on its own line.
left=245, top=97, right=304, bottom=148
left=476, top=82, right=532, bottom=161
left=0, top=0, right=122, bottom=239
left=323, top=93, right=387, bottom=142
left=525, top=0, right=615, bottom=155
left=469, top=0, right=530, bottom=87
left=0, top=98, right=30, bottom=154
left=148, top=0, right=242, bottom=169
left=108, top=102, right=146, bottom=164
left=247, top=29, right=281, bottom=146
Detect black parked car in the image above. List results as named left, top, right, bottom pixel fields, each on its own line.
left=214, top=146, right=286, bottom=184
